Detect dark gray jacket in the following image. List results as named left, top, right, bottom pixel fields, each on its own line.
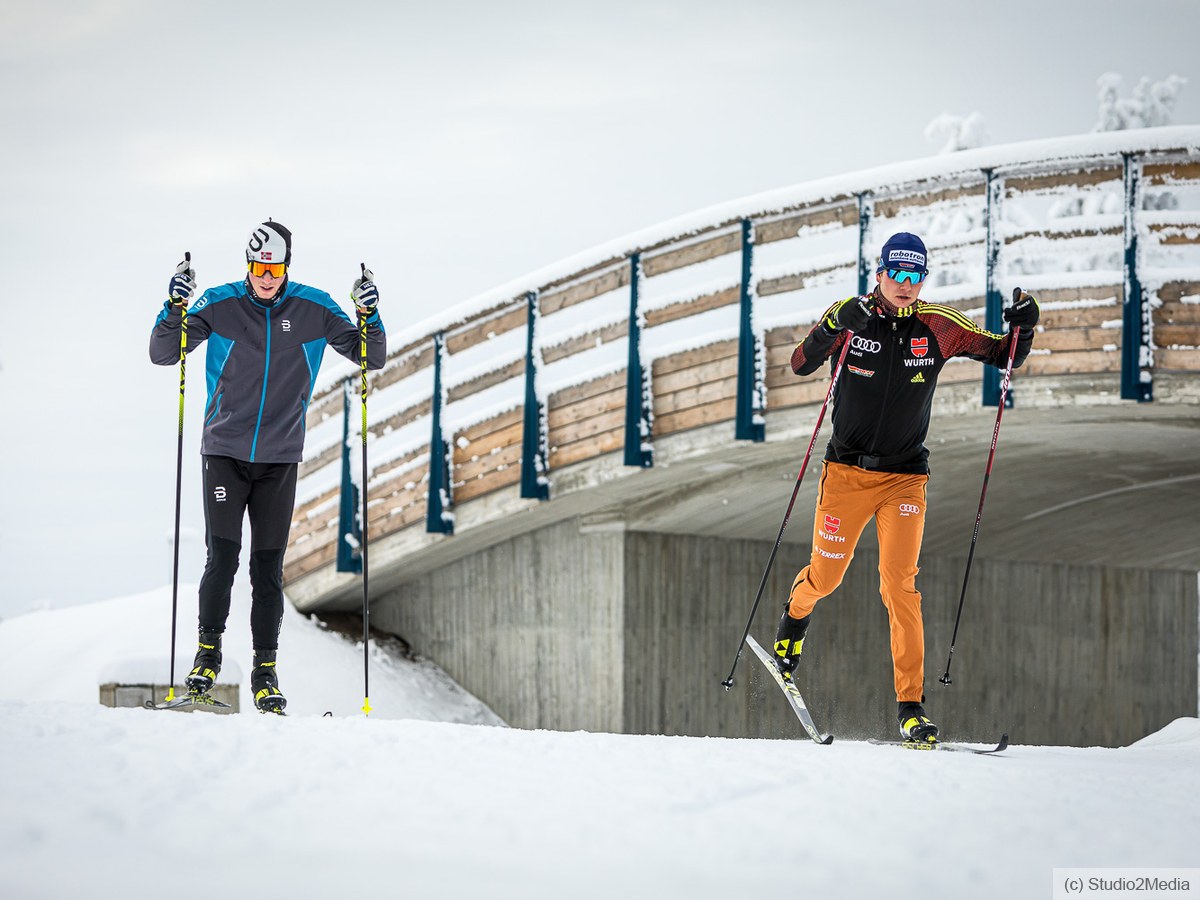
left=150, top=279, right=386, bottom=463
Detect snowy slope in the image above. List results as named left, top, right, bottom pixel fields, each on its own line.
left=0, top=584, right=502, bottom=724
left=1, top=594, right=1198, bottom=899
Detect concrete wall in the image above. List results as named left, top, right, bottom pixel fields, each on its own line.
left=637, top=533, right=1199, bottom=747
left=371, top=518, right=626, bottom=731
left=373, top=520, right=1198, bottom=747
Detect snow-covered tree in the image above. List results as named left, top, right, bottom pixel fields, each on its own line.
left=924, top=111, right=987, bottom=154
left=1093, top=72, right=1187, bottom=131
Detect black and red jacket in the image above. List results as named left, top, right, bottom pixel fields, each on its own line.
left=791, top=291, right=1034, bottom=475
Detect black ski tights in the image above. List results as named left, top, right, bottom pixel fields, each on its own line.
left=248, top=548, right=285, bottom=650
left=196, top=455, right=296, bottom=650
left=196, top=540, right=285, bottom=650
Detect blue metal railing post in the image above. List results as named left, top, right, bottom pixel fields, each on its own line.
left=983, top=169, right=1009, bottom=408
left=624, top=253, right=653, bottom=467
left=336, top=376, right=363, bottom=573
left=1122, top=153, right=1153, bottom=402
left=857, top=193, right=873, bottom=296
left=520, top=291, right=551, bottom=499
left=426, top=333, right=455, bottom=533
left=735, top=219, right=765, bottom=442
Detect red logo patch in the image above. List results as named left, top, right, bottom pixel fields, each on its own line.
left=911, top=337, right=928, bottom=358
left=262, top=251, right=273, bottom=260
left=823, top=514, right=841, bottom=534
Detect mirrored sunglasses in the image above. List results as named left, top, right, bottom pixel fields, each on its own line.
left=887, top=268, right=926, bottom=285
left=248, top=260, right=287, bottom=278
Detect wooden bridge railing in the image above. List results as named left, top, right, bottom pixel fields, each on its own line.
left=284, top=128, right=1200, bottom=589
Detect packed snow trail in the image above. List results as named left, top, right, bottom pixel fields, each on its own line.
left=3, top=702, right=1200, bottom=898
left=2, top=590, right=1198, bottom=898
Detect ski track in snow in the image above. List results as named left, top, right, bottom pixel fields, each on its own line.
left=1, top=591, right=1198, bottom=899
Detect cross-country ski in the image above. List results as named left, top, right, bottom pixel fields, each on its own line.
left=744, top=635, right=832, bottom=744
left=867, top=734, right=1010, bottom=755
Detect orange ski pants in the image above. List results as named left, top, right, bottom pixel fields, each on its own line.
left=787, top=461, right=930, bottom=703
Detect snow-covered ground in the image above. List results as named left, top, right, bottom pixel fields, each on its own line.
left=0, top=584, right=503, bottom=723
left=2, top=589, right=1198, bottom=899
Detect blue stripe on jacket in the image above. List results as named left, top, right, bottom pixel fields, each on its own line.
left=204, top=333, right=235, bottom=419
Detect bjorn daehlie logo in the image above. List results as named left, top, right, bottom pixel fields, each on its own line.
left=281, top=320, right=291, bottom=332
left=248, top=227, right=269, bottom=256
left=214, top=486, right=227, bottom=502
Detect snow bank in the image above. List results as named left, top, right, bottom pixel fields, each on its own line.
left=1131, top=716, right=1200, bottom=748
left=0, top=585, right=502, bottom=724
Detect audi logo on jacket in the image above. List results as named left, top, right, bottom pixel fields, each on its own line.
left=150, top=280, right=387, bottom=464
left=791, top=292, right=1034, bottom=474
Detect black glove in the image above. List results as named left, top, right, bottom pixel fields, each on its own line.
left=351, top=264, right=379, bottom=319
left=167, top=254, right=196, bottom=309
left=1003, top=287, right=1039, bottom=330
left=825, top=296, right=872, bottom=333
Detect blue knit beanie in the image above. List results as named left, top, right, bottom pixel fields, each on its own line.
left=876, top=232, right=928, bottom=274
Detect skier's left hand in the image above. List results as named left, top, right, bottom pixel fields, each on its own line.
left=1003, top=288, right=1039, bottom=330
left=351, top=264, right=379, bottom=318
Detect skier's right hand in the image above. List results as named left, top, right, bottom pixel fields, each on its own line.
left=826, top=296, right=872, bottom=334
left=1003, top=287, right=1039, bottom=330
left=351, top=264, right=380, bottom=320
left=168, top=257, right=196, bottom=309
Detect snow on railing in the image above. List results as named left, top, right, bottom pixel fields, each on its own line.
left=283, top=127, right=1200, bottom=588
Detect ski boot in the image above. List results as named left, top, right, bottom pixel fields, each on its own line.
left=252, top=648, right=287, bottom=715
left=898, top=701, right=939, bottom=743
left=185, top=631, right=222, bottom=697
left=773, top=603, right=811, bottom=680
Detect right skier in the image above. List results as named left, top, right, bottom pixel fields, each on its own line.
left=774, top=232, right=1039, bottom=742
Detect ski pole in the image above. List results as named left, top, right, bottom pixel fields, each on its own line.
left=165, top=251, right=191, bottom=704
left=721, top=333, right=854, bottom=690
left=939, top=304, right=1022, bottom=687
left=358, top=262, right=372, bottom=717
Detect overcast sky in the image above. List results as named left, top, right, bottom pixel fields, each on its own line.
left=1, top=0, right=1197, bottom=618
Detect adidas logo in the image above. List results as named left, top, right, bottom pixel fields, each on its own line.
left=911, top=372, right=925, bottom=383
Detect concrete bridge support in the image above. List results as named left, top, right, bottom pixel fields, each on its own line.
left=373, top=518, right=1198, bottom=747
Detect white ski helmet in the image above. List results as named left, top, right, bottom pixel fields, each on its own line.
left=246, top=220, right=292, bottom=266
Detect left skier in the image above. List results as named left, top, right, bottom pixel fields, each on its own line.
left=149, top=220, right=387, bottom=713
